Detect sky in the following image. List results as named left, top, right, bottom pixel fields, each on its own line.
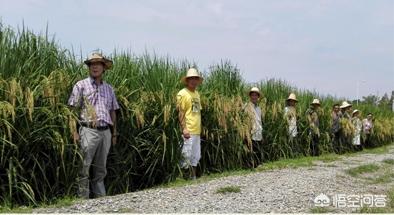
left=0, top=0, right=393, bottom=99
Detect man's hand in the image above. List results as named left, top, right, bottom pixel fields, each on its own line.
left=112, top=135, right=117, bottom=145
left=183, top=128, right=191, bottom=139
left=73, top=132, right=80, bottom=144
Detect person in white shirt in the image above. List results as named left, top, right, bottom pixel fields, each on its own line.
left=284, top=93, right=298, bottom=139
left=244, top=87, right=264, bottom=168
left=352, top=109, right=363, bottom=151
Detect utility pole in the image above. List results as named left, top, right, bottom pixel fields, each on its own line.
left=392, top=91, right=394, bottom=112
left=357, top=81, right=360, bottom=106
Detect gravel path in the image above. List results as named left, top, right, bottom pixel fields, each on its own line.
left=35, top=145, right=394, bottom=213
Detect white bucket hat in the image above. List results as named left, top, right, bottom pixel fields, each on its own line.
left=287, top=93, right=298, bottom=102
left=181, top=68, right=203, bottom=84
left=340, top=101, right=352, bottom=109
left=311, top=99, right=321, bottom=105
left=249, top=87, right=261, bottom=97
left=352, top=109, right=360, bottom=116
left=84, top=53, right=113, bottom=70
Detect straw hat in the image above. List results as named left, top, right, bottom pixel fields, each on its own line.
left=249, top=87, right=261, bottom=97
left=287, top=93, right=298, bottom=102
left=181, top=68, right=203, bottom=84
left=311, top=99, right=321, bottom=105
left=352, top=109, right=360, bottom=116
left=340, top=101, right=352, bottom=109
left=84, top=53, right=113, bottom=70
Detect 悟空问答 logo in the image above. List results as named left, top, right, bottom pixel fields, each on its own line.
left=314, top=193, right=331, bottom=207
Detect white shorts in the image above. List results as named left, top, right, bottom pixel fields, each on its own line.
left=181, top=135, right=201, bottom=168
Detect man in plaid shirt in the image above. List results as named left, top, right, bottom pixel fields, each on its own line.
left=68, top=52, right=119, bottom=199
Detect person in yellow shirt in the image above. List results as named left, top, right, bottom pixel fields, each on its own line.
left=176, top=68, right=203, bottom=180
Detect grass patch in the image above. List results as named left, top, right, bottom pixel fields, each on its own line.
left=105, top=207, right=136, bottom=213
left=367, top=171, right=394, bottom=184
left=358, top=188, right=394, bottom=213
left=0, top=196, right=79, bottom=213
left=341, top=144, right=392, bottom=159
left=257, top=156, right=315, bottom=171
left=345, top=164, right=380, bottom=177
left=310, top=207, right=334, bottom=213
left=257, top=153, right=341, bottom=171
left=318, top=153, right=342, bottom=163
left=383, top=159, right=394, bottom=165
left=118, top=208, right=136, bottom=213
left=42, top=196, right=79, bottom=209
left=359, top=206, right=390, bottom=213
left=215, top=186, right=241, bottom=194
left=342, top=160, right=357, bottom=165
left=361, top=145, right=391, bottom=155
left=0, top=205, right=32, bottom=213
left=158, top=169, right=254, bottom=189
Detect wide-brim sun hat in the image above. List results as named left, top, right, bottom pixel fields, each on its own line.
left=352, top=109, right=360, bottom=116
left=311, top=98, right=321, bottom=105
left=287, top=93, right=298, bottom=102
left=249, top=87, right=261, bottom=97
left=84, top=53, right=113, bottom=70
left=340, top=101, right=352, bottom=109
left=181, top=68, right=203, bottom=84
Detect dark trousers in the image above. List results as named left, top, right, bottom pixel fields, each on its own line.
left=355, top=144, right=363, bottom=151
left=335, top=130, right=352, bottom=153
left=342, top=135, right=353, bottom=153
left=290, top=136, right=304, bottom=157
left=332, top=131, right=341, bottom=154
left=310, top=134, right=320, bottom=156
left=245, top=140, right=264, bottom=168
left=253, top=140, right=264, bottom=164
left=364, top=134, right=372, bottom=148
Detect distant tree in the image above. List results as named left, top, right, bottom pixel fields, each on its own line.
left=391, top=91, right=394, bottom=102
left=379, top=93, right=390, bottom=110
left=362, top=94, right=379, bottom=106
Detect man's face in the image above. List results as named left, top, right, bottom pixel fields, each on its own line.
left=288, top=100, right=296, bottom=107
left=89, top=62, right=105, bottom=78
left=346, top=107, right=353, bottom=113
left=333, top=105, right=340, bottom=113
left=249, top=92, right=260, bottom=104
left=186, top=77, right=200, bottom=89
left=367, top=114, right=372, bottom=120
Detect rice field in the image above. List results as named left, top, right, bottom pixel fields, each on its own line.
left=0, top=23, right=393, bottom=207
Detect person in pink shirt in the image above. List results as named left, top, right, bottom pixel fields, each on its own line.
left=68, top=53, right=119, bottom=199
left=362, top=113, right=374, bottom=148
